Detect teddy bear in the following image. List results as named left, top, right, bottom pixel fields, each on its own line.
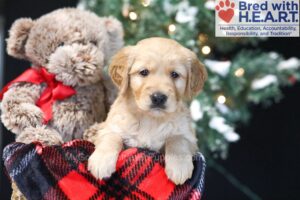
left=0, top=8, right=123, bottom=199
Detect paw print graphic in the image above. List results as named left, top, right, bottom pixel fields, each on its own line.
left=216, top=0, right=235, bottom=23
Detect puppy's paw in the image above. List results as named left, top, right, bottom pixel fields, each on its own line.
left=83, top=123, right=104, bottom=143
left=165, top=155, right=194, bottom=185
left=88, top=150, right=119, bottom=180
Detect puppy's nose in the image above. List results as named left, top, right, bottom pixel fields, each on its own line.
left=150, top=92, right=167, bottom=108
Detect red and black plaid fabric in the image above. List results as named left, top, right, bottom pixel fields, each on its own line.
left=3, top=140, right=206, bottom=200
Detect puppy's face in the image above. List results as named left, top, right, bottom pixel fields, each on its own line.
left=109, top=38, right=207, bottom=117
left=129, top=53, right=187, bottom=115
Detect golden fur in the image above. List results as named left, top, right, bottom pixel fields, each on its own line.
left=86, top=37, right=207, bottom=185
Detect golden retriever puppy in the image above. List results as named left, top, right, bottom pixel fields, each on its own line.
left=87, top=37, right=207, bottom=185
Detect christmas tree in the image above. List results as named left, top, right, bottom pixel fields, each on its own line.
left=78, top=0, right=300, bottom=158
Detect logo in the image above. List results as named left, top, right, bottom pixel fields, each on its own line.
left=215, top=0, right=299, bottom=37
left=215, top=0, right=235, bottom=23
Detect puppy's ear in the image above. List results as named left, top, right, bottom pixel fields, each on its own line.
left=185, top=52, right=207, bottom=100
left=6, top=18, right=34, bottom=60
left=109, top=46, right=134, bottom=94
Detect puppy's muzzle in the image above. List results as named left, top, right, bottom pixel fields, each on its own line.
left=150, top=92, right=167, bottom=109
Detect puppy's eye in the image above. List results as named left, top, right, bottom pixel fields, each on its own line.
left=170, top=71, right=179, bottom=79
left=58, top=42, right=64, bottom=47
left=139, top=69, right=149, bottom=77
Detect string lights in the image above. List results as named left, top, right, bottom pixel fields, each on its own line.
left=217, top=95, right=226, bottom=104
left=129, top=11, right=138, bottom=21
left=141, top=0, right=151, bottom=7
left=201, top=45, right=211, bottom=55
left=168, top=24, right=176, bottom=34
left=234, top=68, right=245, bottom=77
left=198, top=34, right=208, bottom=43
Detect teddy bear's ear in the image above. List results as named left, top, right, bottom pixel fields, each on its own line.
left=185, top=51, right=207, bottom=100
left=103, top=17, right=124, bottom=58
left=109, top=46, right=134, bottom=94
left=6, top=18, right=34, bottom=59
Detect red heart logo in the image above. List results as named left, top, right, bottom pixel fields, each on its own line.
left=218, top=9, right=234, bottom=23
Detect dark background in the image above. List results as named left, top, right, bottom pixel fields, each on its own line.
left=0, top=0, right=299, bottom=199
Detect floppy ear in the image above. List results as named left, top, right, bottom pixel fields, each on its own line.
left=185, top=52, right=207, bottom=100
left=6, top=18, right=34, bottom=60
left=109, top=46, right=134, bottom=94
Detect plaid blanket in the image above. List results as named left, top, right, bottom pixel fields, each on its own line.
left=3, top=140, right=205, bottom=200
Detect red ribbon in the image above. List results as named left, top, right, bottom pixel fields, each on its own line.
left=0, top=67, right=76, bottom=124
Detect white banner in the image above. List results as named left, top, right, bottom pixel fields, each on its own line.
left=215, top=0, right=299, bottom=37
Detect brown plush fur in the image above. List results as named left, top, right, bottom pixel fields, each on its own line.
left=85, top=38, right=207, bottom=185
left=1, top=8, right=123, bottom=199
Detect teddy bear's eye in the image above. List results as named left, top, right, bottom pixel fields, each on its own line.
left=90, top=40, right=98, bottom=46
left=58, top=42, right=64, bottom=47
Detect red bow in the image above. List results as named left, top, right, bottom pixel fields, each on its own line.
left=0, top=67, right=76, bottom=124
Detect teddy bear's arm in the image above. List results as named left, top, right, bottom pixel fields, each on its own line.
left=1, top=82, right=44, bottom=135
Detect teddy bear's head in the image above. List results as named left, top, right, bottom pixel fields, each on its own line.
left=6, top=8, right=124, bottom=86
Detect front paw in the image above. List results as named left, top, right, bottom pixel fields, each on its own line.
left=83, top=123, right=104, bottom=143
left=88, top=150, right=119, bottom=180
left=165, top=155, right=194, bottom=185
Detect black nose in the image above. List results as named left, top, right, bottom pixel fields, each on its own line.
left=150, top=92, right=167, bottom=108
